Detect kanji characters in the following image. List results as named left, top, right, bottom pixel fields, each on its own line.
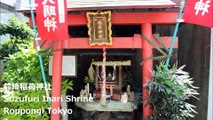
left=42, top=0, right=57, bottom=32
left=44, top=17, right=57, bottom=32
left=2, top=83, right=51, bottom=91
left=194, top=0, right=211, bottom=16
left=43, top=5, right=56, bottom=18
left=42, top=0, right=55, bottom=5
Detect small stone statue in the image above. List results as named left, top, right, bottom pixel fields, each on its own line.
left=127, top=85, right=134, bottom=102
left=121, top=92, right=128, bottom=103
left=80, top=85, right=89, bottom=97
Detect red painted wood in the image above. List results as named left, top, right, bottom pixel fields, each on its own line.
left=30, top=12, right=178, bottom=26
left=38, top=36, right=178, bottom=49
left=29, top=17, right=32, bottom=27
left=51, top=40, right=63, bottom=120
left=27, top=11, right=179, bottom=120
left=142, top=23, right=153, bottom=119
left=68, top=12, right=178, bottom=25
left=29, top=12, right=178, bottom=41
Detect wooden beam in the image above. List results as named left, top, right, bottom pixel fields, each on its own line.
left=118, top=66, right=122, bottom=90
left=38, top=36, right=178, bottom=49
left=68, top=12, right=178, bottom=25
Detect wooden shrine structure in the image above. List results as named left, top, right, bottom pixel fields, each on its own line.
left=92, top=60, right=131, bottom=100
left=19, top=0, right=179, bottom=119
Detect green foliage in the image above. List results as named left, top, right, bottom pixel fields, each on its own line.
left=0, top=17, right=33, bottom=60
left=3, top=47, right=49, bottom=83
left=68, top=105, right=81, bottom=120
left=0, top=17, right=74, bottom=120
left=0, top=17, right=33, bottom=39
left=145, top=63, right=199, bottom=120
left=84, top=76, right=92, bottom=84
left=0, top=47, right=73, bottom=120
left=62, top=80, right=73, bottom=94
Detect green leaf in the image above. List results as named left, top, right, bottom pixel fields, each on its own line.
left=164, top=80, right=174, bottom=87
left=175, top=89, right=183, bottom=97
left=166, top=88, right=172, bottom=94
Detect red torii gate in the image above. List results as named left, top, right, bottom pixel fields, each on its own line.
left=28, top=11, right=178, bottom=120
left=32, top=13, right=178, bottom=119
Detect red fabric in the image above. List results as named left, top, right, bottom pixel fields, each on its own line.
left=183, top=0, right=213, bottom=28
left=35, top=0, right=68, bottom=40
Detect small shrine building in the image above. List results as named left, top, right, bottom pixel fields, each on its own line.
left=19, top=0, right=179, bottom=119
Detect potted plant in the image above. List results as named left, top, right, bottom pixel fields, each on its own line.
left=145, top=63, right=199, bottom=120
left=84, top=76, right=93, bottom=94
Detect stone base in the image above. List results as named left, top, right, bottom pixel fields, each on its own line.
left=81, top=110, right=133, bottom=120
left=75, top=101, right=136, bottom=112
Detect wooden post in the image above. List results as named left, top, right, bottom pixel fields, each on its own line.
left=118, top=66, right=122, bottom=89
left=142, top=23, right=153, bottom=120
left=110, top=85, right=113, bottom=96
left=51, top=40, right=63, bottom=120
left=113, top=66, right=117, bottom=81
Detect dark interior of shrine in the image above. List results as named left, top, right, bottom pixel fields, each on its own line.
left=64, top=49, right=142, bottom=120
left=68, top=24, right=174, bottom=38
left=69, top=25, right=141, bottom=37
left=64, top=25, right=177, bottom=119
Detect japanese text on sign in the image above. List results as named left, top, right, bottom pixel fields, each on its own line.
left=35, top=0, right=68, bottom=40
left=1, top=83, right=52, bottom=91
left=42, top=0, right=57, bottom=32
left=87, top=11, right=112, bottom=46
left=194, top=0, right=211, bottom=16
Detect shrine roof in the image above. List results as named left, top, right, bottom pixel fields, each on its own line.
left=18, top=0, right=176, bottom=12
left=67, top=0, right=176, bottom=10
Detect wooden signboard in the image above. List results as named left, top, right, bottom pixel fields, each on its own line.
left=87, top=11, right=112, bottom=46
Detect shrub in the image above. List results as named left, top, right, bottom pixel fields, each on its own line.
left=145, top=63, right=199, bottom=120
left=0, top=46, right=73, bottom=120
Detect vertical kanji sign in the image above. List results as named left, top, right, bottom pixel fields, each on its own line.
left=35, top=0, right=68, bottom=40
left=87, top=11, right=112, bottom=46
left=183, top=0, right=213, bottom=28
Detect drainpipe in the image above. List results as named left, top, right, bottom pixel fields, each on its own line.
left=207, top=28, right=213, bottom=120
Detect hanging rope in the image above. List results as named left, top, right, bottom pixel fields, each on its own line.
left=92, top=60, right=131, bottom=66
left=100, top=47, right=106, bottom=105
left=165, top=0, right=185, bottom=69
left=28, top=0, right=50, bottom=105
